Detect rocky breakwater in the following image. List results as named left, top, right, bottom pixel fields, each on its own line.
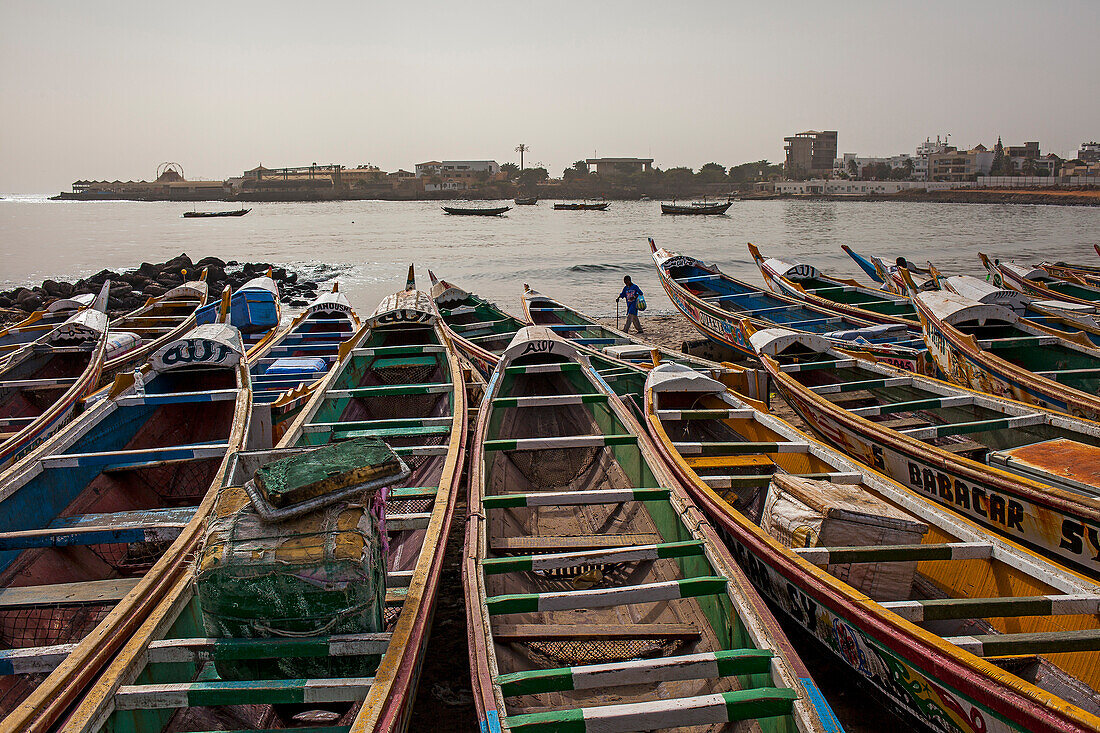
left=0, top=254, right=324, bottom=324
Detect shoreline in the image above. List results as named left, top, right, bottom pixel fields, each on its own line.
left=41, top=187, right=1100, bottom=206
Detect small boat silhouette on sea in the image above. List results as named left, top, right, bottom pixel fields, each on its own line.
left=182, top=208, right=251, bottom=218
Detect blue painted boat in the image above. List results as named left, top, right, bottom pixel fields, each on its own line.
left=195, top=274, right=281, bottom=355
left=0, top=293, right=96, bottom=359
left=0, top=316, right=251, bottom=725
left=247, top=284, right=362, bottom=444
left=649, top=239, right=935, bottom=374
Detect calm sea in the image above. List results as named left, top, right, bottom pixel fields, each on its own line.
left=2, top=196, right=1098, bottom=318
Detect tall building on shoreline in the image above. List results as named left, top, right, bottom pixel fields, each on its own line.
left=784, top=131, right=837, bottom=178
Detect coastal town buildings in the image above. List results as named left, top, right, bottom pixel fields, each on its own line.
left=1080, top=142, right=1100, bottom=162
left=415, top=160, right=501, bottom=191
left=928, top=146, right=995, bottom=182
left=65, top=164, right=226, bottom=200
left=783, top=130, right=837, bottom=178
left=584, top=158, right=655, bottom=176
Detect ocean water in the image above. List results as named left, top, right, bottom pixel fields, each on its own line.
left=2, top=196, right=1098, bottom=318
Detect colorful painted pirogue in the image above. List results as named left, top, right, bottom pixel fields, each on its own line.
left=980, top=253, right=1100, bottom=308
left=903, top=276, right=1100, bottom=421
left=0, top=292, right=96, bottom=357
left=520, top=284, right=766, bottom=399
left=58, top=280, right=467, bottom=733
left=0, top=306, right=251, bottom=731
left=750, top=325, right=1100, bottom=578
left=749, top=243, right=922, bottom=328
left=0, top=282, right=112, bottom=471
left=649, top=239, right=934, bottom=374
left=935, top=268, right=1100, bottom=347
left=641, top=359, right=1100, bottom=733
left=95, top=270, right=211, bottom=386
left=465, top=326, right=839, bottom=733
left=248, top=284, right=361, bottom=443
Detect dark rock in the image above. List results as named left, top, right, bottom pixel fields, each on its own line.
left=88, top=269, right=118, bottom=285
left=271, top=267, right=288, bottom=281
left=203, top=264, right=226, bottom=283
left=42, top=279, right=64, bottom=297
left=301, top=281, right=317, bottom=290
left=138, top=262, right=160, bottom=277
left=16, top=292, right=42, bottom=311
left=164, top=253, right=193, bottom=271
left=109, top=282, right=132, bottom=296
left=0, top=296, right=11, bottom=308
left=121, top=272, right=152, bottom=288
left=226, top=260, right=239, bottom=267
left=143, top=284, right=168, bottom=297
left=157, top=272, right=183, bottom=287
left=285, top=272, right=298, bottom=284
left=288, top=298, right=309, bottom=307
left=56, top=281, right=74, bottom=297
left=196, top=256, right=226, bottom=268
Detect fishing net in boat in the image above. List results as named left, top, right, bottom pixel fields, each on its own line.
left=374, top=361, right=437, bottom=388
left=522, top=635, right=687, bottom=667
left=88, top=539, right=171, bottom=574
left=197, top=485, right=387, bottom=681
left=0, top=603, right=111, bottom=649
left=0, top=674, right=45, bottom=716
left=126, top=457, right=219, bottom=504
left=506, top=447, right=599, bottom=489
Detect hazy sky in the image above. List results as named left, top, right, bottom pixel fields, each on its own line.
left=2, top=1, right=1098, bottom=192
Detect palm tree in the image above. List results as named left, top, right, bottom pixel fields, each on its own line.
left=847, top=159, right=859, bottom=178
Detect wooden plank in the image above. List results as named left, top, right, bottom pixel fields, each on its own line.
left=777, top=358, right=857, bottom=373
left=0, top=578, right=142, bottom=610
left=302, top=416, right=452, bottom=434
left=113, top=389, right=239, bottom=407
left=881, top=594, right=1100, bottom=622
left=486, top=577, right=728, bottom=615
left=326, top=383, right=453, bottom=398
left=795, top=542, right=993, bottom=566
left=114, top=677, right=375, bottom=709
left=656, top=408, right=755, bottom=421
left=491, top=393, right=607, bottom=408
left=491, top=623, right=700, bottom=643
left=0, top=507, right=194, bottom=550
left=947, top=629, right=1100, bottom=657
left=505, top=688, right=797, bottom=731
left=481, top=540, right=705, bottom=574
left=483, top=487, right=668, bottom=509
left=504, top=363, right=583, bottom=375
left=484, top=435, right=637, bottom=452
left=385, top=513, right=431, bottom=531
left=40, top=443, right=229, bottom=470
left=672, top=441, right=810, bottom=455
left=809, top=377, right=911, bottom=395
left=490, top=534, right=662, bottom=552
left=496, top=648, right=774, bottom=697
left=849, top=395, right=973, bottom=417
left=900, top=414, right=1047, bottom=441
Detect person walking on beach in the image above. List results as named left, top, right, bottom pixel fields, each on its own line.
left=617, top=275, right=644, bottom=334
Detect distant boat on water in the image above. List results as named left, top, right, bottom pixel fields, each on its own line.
left=513, top=196, right=537, bottom=205
left=442, top=205, right=511, bottom=216
left=661, top=197, right=733, bottom=215
left=182, top=208, right=251, bottom=218
left=554, top=200, right=610, bottom=211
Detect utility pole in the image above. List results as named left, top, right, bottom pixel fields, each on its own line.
left=515, top=144, right=529, bottom=170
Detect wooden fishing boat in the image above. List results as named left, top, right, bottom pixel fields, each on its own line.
left=749, top=243, right=921, bottom=327
left=58, top=279, right=467, bottom=733
left=248, top=284, right=361, bottom=444
left=195, top=272, right=282, bottom=356
left=442, top=205, right=511, bottom=216
left=841, top=245, right=933, bottom=295
left=936, top=269, right=1100, bottom=347
left=465, top=326, right=839, bottom=733
left=980, top=253, right=1100, bottom=308
left=903, top=278, right=1100, bottom=421
left=751, top=325, right=1100, bottom=578
left=0, top=293, right=96, bottom=358
left=513, top=197, right=538, bottom=205
left=1037, top=260, right=1100, bottom=285
left=553, top=201, right=610, bottom=211
left=0, top=283, right=112, bottom=471
left=649, top=238, right=934, bottom=374
left=0, top=309, right=251, bottom=730
left=182, top=208, right=250, bottom=218
left=661, top=199, right=733, bottom=215
left=96, top=271, right=211, bottom=386
left=642, top=360, right=1100, bottom=733
left=520, top=284, right=767, bottom=399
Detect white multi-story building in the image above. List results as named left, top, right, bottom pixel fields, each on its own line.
left=914, top=136, right=953, bottom=180
left=834, top=153, right=914, bottom=177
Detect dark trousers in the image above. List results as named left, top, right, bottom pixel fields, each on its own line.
left=623, top=312, right=642, bottom=333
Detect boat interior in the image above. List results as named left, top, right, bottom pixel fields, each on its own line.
left=941, top=313, right=1100, bottom=394
left=0, top=341, right=97, bottom=439
left=780, top=272, right=919, bottom=321
left=766, top=341, right=1100, bottom=496
left=476, top=350, right=804, bottom=732
left=650, top=383, right=1100, bottom=716
left=436, top=291, right=527, bottom=355
left=0, top=365, right=240, bottom=715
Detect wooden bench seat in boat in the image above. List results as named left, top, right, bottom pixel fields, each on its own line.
left=849, top=395, right=974, bottom=416
left=0, top=577, right=142, bottom=610
left=490, top=534, right=663, bottom=552
left=302, top=416, right=453, bottom=435
left=701, top=471, right=863, bottom=489
left=114, top=676, right=376, bottom=709
left=481, top=540, right=705, bottom=574
left=39, top=442, right=230, bottom=470
left=490, top=623, right=700, bottom=644
left=113, top=389, right=239, bottom=407
left=0, top=506, right=195, bottom=550
left=486, top=576, right=729, bottom=615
